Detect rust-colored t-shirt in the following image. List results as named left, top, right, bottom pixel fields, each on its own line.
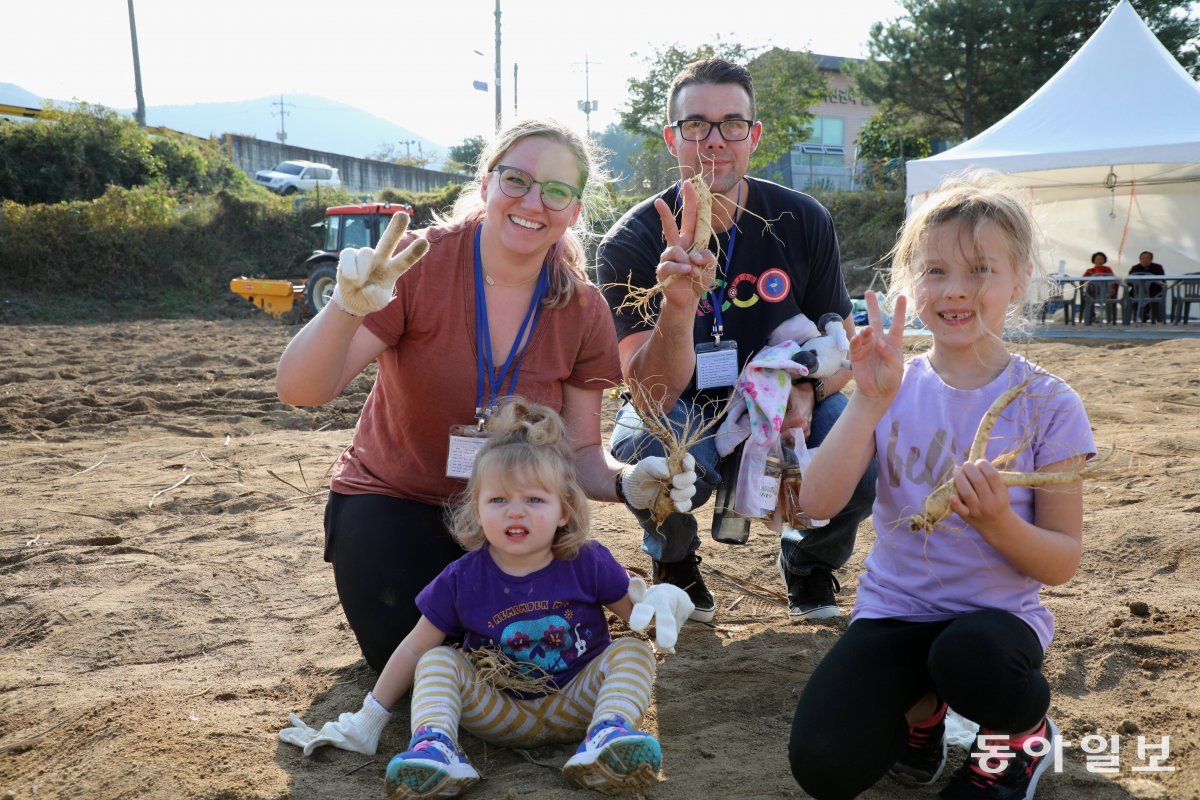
left=330, top=218, right=622, bottom=505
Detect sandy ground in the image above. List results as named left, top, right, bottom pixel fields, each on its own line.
left=1, top=317, right=1198, bottom=800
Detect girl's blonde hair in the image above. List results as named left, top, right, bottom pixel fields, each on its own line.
left=885, top=170, right=1038, bottom=336
left=443, top=118, right=613, bottom=309
left=449, top=398, right=591, bottom=560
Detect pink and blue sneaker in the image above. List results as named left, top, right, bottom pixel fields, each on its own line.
left=561, top=715, right=662, bottom=794
left=385, top=725, right=480, bottom=799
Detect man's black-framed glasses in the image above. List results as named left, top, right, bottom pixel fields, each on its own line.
left=672, top=118, right=755, bottom=142
left=492, top=165, right=581, bottom=211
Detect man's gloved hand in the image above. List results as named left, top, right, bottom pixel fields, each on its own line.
left=620, top=454, right=697, bottom=512
left=628, top=577, right=695, bottom=653
left=278, top=692, right=391, bottom=756
left=331, top=212, right=430, bottom=317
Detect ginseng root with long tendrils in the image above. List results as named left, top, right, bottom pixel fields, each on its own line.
left=621, top=378, right=729, bottom=524
left=466, top=645, right=557, bottom=696
left=610, top=174, right=715, bottom=326
left=909, top=376, right=1106, bottom=533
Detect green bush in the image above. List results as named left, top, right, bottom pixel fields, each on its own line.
left=810, top=187, right=906, bottom=262
left=377, top=183, right=465, bottom=227
left=0, top=186, right=323, bottom=320
left=0, top=104, right=152, bottom=204
left=0, top=104, right=254, bottom=205
left=148, top=135, right=256, bottom=195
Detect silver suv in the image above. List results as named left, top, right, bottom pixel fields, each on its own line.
left=254, top=160, right=341, bottom=194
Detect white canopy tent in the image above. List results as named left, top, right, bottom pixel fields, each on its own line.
left=905, top=1, right=1200, bottom=276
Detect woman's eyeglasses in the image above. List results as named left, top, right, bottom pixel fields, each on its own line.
left=672, top=118, right=755, bottom=142
left=492, top=165, right=581, bottom=211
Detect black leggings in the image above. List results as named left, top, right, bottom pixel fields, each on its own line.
left=789, top=611, right=1049, bottom=800
left=323, top=491, right=466, bottom=671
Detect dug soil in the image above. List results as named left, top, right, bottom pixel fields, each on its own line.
left=1, top=318, right=1197, bottom=799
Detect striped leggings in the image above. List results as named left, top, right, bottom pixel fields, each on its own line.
left=410, top=637, right=656, bottom=748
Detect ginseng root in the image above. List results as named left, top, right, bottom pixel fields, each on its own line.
left=467, top=645, right=556, bottom=695
left=909, top=464, right=1103, bottom=534
left=622, top=378, right=728, bottom=524
left=909, top=376, right=1104, bottom=534
left=611, top=174, right=715, bottom=326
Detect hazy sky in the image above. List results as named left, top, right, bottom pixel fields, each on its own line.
left=3, top=0, right=907, bottom=147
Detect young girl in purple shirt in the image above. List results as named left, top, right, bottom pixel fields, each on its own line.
left=280, top=399, right=692, bottom=799
left=787, top=173, right=1095, bottom=800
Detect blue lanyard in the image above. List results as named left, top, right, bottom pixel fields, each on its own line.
left=706, top=180, right=740, bottom=343
left=473, top=224, right=548, bottom=422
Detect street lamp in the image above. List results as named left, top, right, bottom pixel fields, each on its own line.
left=472, top=50, right=494, bottom=134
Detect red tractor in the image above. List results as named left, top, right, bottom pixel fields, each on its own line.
left=230, top=202, right=416, bottom=320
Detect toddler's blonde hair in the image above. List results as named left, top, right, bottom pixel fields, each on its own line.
left=449, top=398, right=591, bottom=560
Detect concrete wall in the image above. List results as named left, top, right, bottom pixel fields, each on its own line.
left=222, top=134, right=466, bottom=194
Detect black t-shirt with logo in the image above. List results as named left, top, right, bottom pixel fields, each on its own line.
left=597, top=177, right=852, bottom=401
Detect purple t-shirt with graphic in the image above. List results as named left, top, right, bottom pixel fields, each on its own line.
left=416, top=541, right=631, bottom=693
left=854, top=354, right=1095, bottom=651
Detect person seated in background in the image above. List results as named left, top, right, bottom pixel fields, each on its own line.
left=1083, top=251, right=1118, bottom=299
left=1128, top=250, right=1166, bottom=323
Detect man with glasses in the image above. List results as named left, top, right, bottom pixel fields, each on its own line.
left=598, top=57, right=875, bottom=626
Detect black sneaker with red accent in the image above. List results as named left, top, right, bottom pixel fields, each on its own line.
left=939, top=718, right=1059, bottom=800
left=889, top=702, right=948, bottom=786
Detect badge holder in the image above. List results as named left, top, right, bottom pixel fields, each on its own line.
left=694, top=339, right=739, bottom=391
left=446, top=423, right=492, bottom=479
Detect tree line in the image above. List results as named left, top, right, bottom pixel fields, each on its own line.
left=585, top=0, right=1199, bottom=191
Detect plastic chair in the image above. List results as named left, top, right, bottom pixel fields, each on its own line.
left=1039, top=280, right=1076, bottom=325
left=1171, top=277, right=1200, bottom=324
left=1123, top=280, right=1166, bottom=326
left=1081, top=278, right=1121, bottom=325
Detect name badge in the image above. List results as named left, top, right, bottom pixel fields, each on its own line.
left=694, top=340, right=739, bottom=391
left=446, top=424, right=492, bottom=479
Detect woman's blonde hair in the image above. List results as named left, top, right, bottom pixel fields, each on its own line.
left=885, top=170, right=1038, bottom=336
left=443, top=119, right=612, bottom=309
left=449, top=397, right=591, bottom=560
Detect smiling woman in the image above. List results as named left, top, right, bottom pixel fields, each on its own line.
left=272, top=117, right=698, bottom=675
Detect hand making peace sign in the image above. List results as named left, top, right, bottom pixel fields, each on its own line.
left=652, top=178, right=718, bottom=312
left=848, top=290, right=907, bottom=402
left=332, top=212, right=430, bottom=317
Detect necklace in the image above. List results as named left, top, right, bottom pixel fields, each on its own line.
left=484, top=271, right=540, bottom=288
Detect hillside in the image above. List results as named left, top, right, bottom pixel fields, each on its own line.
left=0, top=84, right=443, bottom=163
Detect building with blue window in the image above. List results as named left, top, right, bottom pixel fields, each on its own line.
left=785, top=54, right=874, bottom=192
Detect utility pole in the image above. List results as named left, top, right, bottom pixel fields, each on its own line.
left=513, top=63, right=518, bottom=118
left=399, top=139, right=416, bottom=159
left=493, top=0, right=502, bottom=133
left=272, top=95, right=294, bottom=143
left=575, top=54, right=599, bottom=137
left=126, top=0, right=146, bottom=127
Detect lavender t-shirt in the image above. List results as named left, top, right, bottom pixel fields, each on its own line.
left=853, top=354, right=1095, bottom=651
left=416, top=541, right=631, bottom=693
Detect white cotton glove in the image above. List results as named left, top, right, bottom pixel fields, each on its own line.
left=620, top=454, right=697, bottom=512
left=627, top=577, right=695, bottom=653
left=331, top=212, right=430, bottom=316
left=278, top=692, right=391, bottom=756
